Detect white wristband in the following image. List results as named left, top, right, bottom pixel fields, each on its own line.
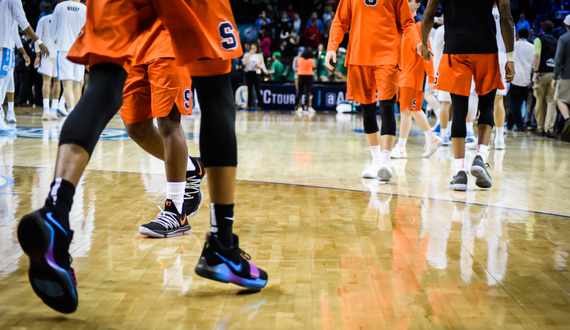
left=507, top=52, right=514, bottom=62
left=36, top=39, right=43, bottom=46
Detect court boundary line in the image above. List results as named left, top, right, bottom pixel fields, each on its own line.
left=4, top=164, right=570, bottom=219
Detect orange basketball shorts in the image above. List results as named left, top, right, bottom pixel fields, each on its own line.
left=67, top=0, right=241, bottom=76
left=399, top=87, right=424, bottom=112
left=346, top=65, right=399, bottom=104
left=436, top=53, right=504, bottom=97
left=120, top=58, right=193, bottom=125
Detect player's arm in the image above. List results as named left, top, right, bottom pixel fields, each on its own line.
left=498, top=0, right=515, bottom=82
left=421, top=0, right=441, bottom=62
left=10, top=0, right=49, bottom=57
left=34, top=19, right=44, bottom=68
left=533, top=38, right=541, bottom=84
left=325, top=0, right=351, bottom=70
left=552, top=38, right=565, bottom=88
left=13, top=27, right=30, bottom=67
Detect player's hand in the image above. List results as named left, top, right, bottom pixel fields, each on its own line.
left=505, top=61, right=515, bottom=83
left=418, top=43, right=432, bottom=62
left=552, top=79, right=557, bottom=90
left=324, top=50, right=336, bottom=70
left=34, top=57, right=40, bottom=69
left=23, top=54, right=31, bottom=67
left=39, top=43, right=50, bottom=58
left=533, top=74, right=539, bottom=85
left=428, top=83, right=435, bottom=92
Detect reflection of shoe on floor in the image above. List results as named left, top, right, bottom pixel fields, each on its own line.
left=470, top=155, right=492, bottom=189
left=362, top=161, right=381, bottom=179
left=50, top=108, right=58, bottom=120
left=195, top=233, right=268, bottom=289
left=390, top=143, right=407, bottom=159
left=361, top=178, right=379, bottom=193
left=494, top=138, right=505, bottom=150
left=42, top=109, right=51, bottom=121
left=17, top=200, right=78, bottom=314
left=450, top=171, right=468, bottom=191
left=139, top=200, right=191, bottom=238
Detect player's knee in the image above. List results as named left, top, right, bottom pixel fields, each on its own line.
left=379, top=97, right=396, bottom=136
left=361, top=103, right=379, bottom=134
left=125, top=122, right=151, bottom=143
left=478, top=90, right=496, bottom=127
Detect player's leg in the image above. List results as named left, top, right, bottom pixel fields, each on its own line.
left=191, top=62, right=268, bottom=289
left=465, top=93, right=478, bottom=148
left=450, top=93, right=469, bottom=191
left=5, top=92, right=16, bottom=123
left=494, top=94, right=506, bottom=149
left=392, top=108, right=412, bottom=159
left=470, top=89, right=496, bottom=189
left=424, top=90, right=441, bottom=127
left=61, top=80, right=76, bottom=113
left=410, top=109, right=441, bottom=158
left=41, top=74, right=53, bottom=120
left=295, top=76, right=307, bottom=111
left=306, top=77, right=315, bottom=112
left=440, top=101, right=451, bottom=145
left=51, top=77, right=61, bottom=119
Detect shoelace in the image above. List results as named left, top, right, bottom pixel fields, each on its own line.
left=184, top=176, right=201, bottom=200
left=152, top=206, right=180, bottom=229
left=240, top=249, right=251, bottom=260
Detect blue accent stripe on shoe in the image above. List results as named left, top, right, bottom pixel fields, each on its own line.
left=46, top=212, right=68, bottom=235
left=43, top=221, right=76, bottom=298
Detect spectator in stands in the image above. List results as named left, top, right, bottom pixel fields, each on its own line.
left=508, top=29, right=535, bottom=131
left=295, top=48, right=316, bottom=113
left=323, top=11, right=335, bottom=46
left=265, top=4, right=277, bottom=22
left=517, top=14, right=531, bottom=32
left=316, top=45, right=330, bottom=82
left=286, top=5, right=296, bottom=20
left=259, top=31, right=271, bottom=58
left=292, top=13, right=302, bottom=36
left=255, top=11, right=271, bottom=30
left=259, top=19, right=270, bottom=39
left=323, top=5, right=333, bottom=23
left=276, top=11, right=293, bottom=42
left=304, top=18, right=322, bottom=48
left=334, top=47, right=347, bottom=81
left=552, top=15, right=570, bottom=138
left=305, top=12, right=324, bottom=32
left=269, top=52, right=286, bottom=82
left=243, top=43, right=268, bottom=110
left=533, top=20, right=558, bottom=137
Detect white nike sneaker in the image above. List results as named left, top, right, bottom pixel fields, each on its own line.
left=362, top=161, right=381, bottom=179
left=6, top=109, right=16, bottom=123
left=57, top=107, right=69, bottom=116
left=42, top=108, right=51, bottom=120
left=422, top=136, right=443, bottom=158
left=297, top=107, right=304, bottom=113
left=50, top=108, right=58, bottom=120
left=495, top=138, right=506, bottom=150
left=308, top=107, right=316, bottom=113
left=390, top=143, right=407, bottom=159
left=0, top=120, right=16, bottom=133
left=377, top=163, right=393, bottom=182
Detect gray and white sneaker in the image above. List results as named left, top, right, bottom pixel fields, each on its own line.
left=377, top=163, right=393, bottom=182
left=450, top=171, right=468, bottom=191
left=470, top=155, right=492, bottom=188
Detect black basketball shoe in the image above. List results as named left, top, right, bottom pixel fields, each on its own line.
left=139, top=199, right=190, bottom=238
left=185, top=157, right=205, bottom=217
left=470, top=155, right=492, bottom=188
left=195, top=233, right=268, bottom=290
left=450, top=170, right=468, bottom=191
left=17, top=200, right=78, bottom=314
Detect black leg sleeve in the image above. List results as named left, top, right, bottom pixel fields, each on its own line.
left=379, top=96, right=397, bottom=136
left=450, top=93, right=469, bottom=138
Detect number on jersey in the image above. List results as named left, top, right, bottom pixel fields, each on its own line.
left=184, top=89, right=191, bottom=110
left=219, top=22, right=238, bottom=50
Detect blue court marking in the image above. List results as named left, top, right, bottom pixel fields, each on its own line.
left=0, top=175, right=14, bottom=189
left=4, top=165, right=569, bottom=219
left=12, top=127, right=194, bottom=140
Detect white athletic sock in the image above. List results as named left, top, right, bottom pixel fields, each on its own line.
left=454, top=158, right=465, bottom=174
left=370, top=145, right=381, bottom=163
left=7, top=102, right=14, bottom=112
left=441, top=127, right=449, bottom=137
left=496, top=127, right=504, bottom=140
left=380, top=150, right=390, bottom=164
left=166, top=182, right=185, bottom=214
left=186, top=156, right=196, bottom=171
left=424, top=129, right=435, bottom=142
left=477, top=144, right=489, bottom=163
left=43, top=98, right=50, bottom=109
left=397, top=137, right=407, bottom=148
left=59, top=97, right=66, bottom=108
left=466, top=122, right=474, bottom=135
left=51, top=99, right=58, bottom=109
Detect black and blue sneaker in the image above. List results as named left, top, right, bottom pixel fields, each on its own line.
left=184, top=157, right=205, bottom=217
left=17, top=201, right=78, bottom=314
left=195, top=233, right=268, bottom=290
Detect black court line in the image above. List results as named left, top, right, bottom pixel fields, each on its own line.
left=3, top=164, right=570, bottom=219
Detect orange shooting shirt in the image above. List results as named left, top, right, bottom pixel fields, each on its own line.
left=399, top=21, right=435, bottom=90
left=327, top=0, right=421, bottom=67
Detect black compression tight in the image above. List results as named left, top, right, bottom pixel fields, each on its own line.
left=450, top=90, right=496, bottom=138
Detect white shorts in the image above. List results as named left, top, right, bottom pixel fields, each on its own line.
left=38, top=57, right=58, bottom=78
left=436, top=89, right=451, bottom=102
left=57, top=51, right=84, bottom=82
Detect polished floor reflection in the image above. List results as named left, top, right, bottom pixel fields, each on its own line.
left=1, top=110, right=570, bottom=329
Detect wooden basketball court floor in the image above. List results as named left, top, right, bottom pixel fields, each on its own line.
left=1, top=109, right=570, bottom=329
